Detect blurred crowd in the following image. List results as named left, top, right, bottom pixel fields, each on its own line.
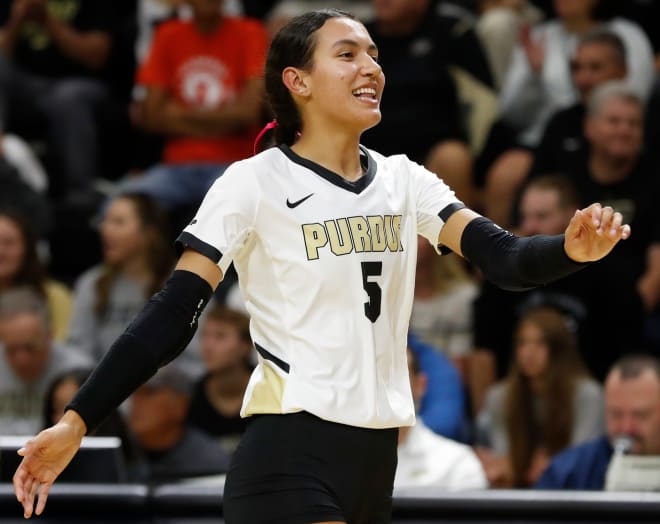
left=2, top=0, right=660, bottom=491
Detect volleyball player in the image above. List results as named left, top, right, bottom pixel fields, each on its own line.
left=14, top=9, right=630, bottom=524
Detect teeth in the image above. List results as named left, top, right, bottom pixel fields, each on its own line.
left=353, top=88, right=376, bottom=97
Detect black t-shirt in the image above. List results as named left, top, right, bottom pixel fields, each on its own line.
left=362, top=12, right=465, bottom=163
left=0, top=0, right=116, bottom=78
left=530, top=104, right=587, bottom=178
left=187, top=375, right=249, bottom=440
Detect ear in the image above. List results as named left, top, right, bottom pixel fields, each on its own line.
left=282, top=66, right=310, bottom=98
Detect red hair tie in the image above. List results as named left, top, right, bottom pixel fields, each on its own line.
left=253, top=119, right=278, bottom=155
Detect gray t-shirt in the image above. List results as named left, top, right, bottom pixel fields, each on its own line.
left=477, top=377, right=604, bottom=454
left=66, top=265, right=203, bottom=379
left=0, top=343, right=92, bottom=435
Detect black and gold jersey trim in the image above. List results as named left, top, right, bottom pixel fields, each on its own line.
left=175, top=231, right=223, bottom=263
left=278, top=144, right=377, bottom=195
left=255, top=343, right=290, bottom=373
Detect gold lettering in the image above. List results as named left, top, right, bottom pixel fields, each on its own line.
left=302, top=223, right=328, bottom=260
left=392, top=215, right=403, bottom=251
left=326, top=219, right=353, bottom=256
left=348, top=216, right=371, bottom=252
left=367, top=216, right=387, bottom=252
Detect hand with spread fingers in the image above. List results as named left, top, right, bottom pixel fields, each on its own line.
left=13, top=411, right=86, bottom=518
left=564, top=203, right=631, bottom=263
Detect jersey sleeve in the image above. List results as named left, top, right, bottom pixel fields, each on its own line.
left=176, top=161, right=259, bottom=273
left=409, top=161, right=463, bottom=253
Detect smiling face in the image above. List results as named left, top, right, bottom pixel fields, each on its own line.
left=292, top=17, right=385, bottom=136
left=585, top=96, right=643, bottom=162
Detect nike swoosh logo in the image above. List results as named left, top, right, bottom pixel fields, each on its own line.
left=286, top=193, right=314, bottom=209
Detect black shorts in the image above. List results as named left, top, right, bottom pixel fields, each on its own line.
left=222, top=411, right=398, bottom=524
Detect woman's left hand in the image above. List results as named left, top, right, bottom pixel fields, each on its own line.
left=564, top=203, right=631, bottom=263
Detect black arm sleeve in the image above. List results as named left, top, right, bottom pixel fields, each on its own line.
left=66, top=270, right=213, bottom=432
left=460, top=217, right=588, bottom=291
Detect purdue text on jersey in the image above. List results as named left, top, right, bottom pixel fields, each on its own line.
left=302, top=214, right=404, bottom=260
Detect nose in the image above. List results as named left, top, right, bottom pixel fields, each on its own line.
left=361, top=55, right=382, bottom=77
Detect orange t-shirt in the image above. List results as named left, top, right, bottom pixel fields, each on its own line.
left=137, top=17, right=268, bottom=164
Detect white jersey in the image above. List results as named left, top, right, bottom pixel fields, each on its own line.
left=178, top=145, right=461, bottom=428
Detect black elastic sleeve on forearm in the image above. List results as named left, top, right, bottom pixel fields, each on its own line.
left=460, top=217, right=589, bottom=292
left=66, top=269, right=213, bottom=433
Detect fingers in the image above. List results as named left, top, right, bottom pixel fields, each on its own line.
left=580, top=203, right=631, bottom=240
left=35, top=483, right=51, bottom=516
left=13, top=464, right=27, bottom=504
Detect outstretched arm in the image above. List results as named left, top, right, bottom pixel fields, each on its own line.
left=438, top=203, right=630, bottom=290
left=13, top=249, right=222, bottom=518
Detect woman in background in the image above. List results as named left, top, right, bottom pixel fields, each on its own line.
left=476, top=306, right=603, bottom=487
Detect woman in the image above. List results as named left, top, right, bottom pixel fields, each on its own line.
left=14, top=9, right=629, bottom=524
left=476, top=306, right=603, bottom=487
left=66, top=193, right=174, bottom=361
left=0, top=209, right=71, bottom=341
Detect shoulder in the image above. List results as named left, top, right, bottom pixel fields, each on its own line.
left=607, top=17, right=649, bottom=39
left=73, top=265, right=104, bottom=291
left=45, top=279, right=71, bottom=301
left=223, top=16, right=266, bottom=35
left=553, top=435, right=611, bottom=465
left=153, top=19, right=192, bottom=41
left=574, top=377, right=603, bottom=401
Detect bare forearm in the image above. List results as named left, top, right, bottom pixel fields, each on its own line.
left=44, top=16, right=110, bottom=70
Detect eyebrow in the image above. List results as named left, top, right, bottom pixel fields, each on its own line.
left=332, top=39, right=378, bottom=53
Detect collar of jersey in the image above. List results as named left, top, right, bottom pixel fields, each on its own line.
left=278, top=144, right=376, bottom=195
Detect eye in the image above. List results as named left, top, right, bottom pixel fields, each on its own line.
left=370, top=55, right=380, bottom=63
left=339, top=51, right=354, bottom=59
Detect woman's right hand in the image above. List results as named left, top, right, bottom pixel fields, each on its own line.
left=13, top=410, right=87, bottom=518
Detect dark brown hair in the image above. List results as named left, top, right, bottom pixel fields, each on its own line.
left=504, top=306, right=587, bottom=486
left=95, top=194, right=174, bottom=317
left=264, top=9, right=357, bottom=147
left=0, top=208, right=46, bottom=296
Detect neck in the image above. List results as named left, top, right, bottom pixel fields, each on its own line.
left=207, top=365, right=251, bottom=397
left=563, top=17, right=597, bottom=34
left=194, top=15, right=222, bottom=34
left=139, top=424, right=184, bottom=452
left=589, top=154, right=636, bottom=184
left=120, top=255, right=150, bottom=282
left=291, top=126, right=364, bottom=182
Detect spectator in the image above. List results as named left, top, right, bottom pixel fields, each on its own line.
left=395, top=347, right=488, bottom=490
left=473, top=174, right=641, bottom=381
left=0, top=287, right=90, bottom=435
left=0, top=208, right=71, bottom=342
left=470, top=0, right=544, bottom=89
left=411, top=236, right=478, bottom=359
left=476, top=306, right=603, bottom=487
left=127, top=364, right=231, bottom=482
left=0, top=0, right=116, bottom=200
left=487, top=29, right=629, bottom=227
left=121, top=0, right=268, bottom=211
left=408, top=333, right=467, bottom=441
left=484, top=0, right=654, bottom=227
left=500, top=0, right=654, bottom=148
left=530, top=29, right=627, bottom=177
left=361, top=0, right=476, bottom=206
left=187, top=305, right=253, bottom=455
left=536, top=355, right=660, bottom=490
left=66, top=194, right=175, bottom=362
left=42, top=367, right=139, bottom=469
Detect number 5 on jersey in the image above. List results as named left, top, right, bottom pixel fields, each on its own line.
left=361, top=261, right=382, bottom=322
